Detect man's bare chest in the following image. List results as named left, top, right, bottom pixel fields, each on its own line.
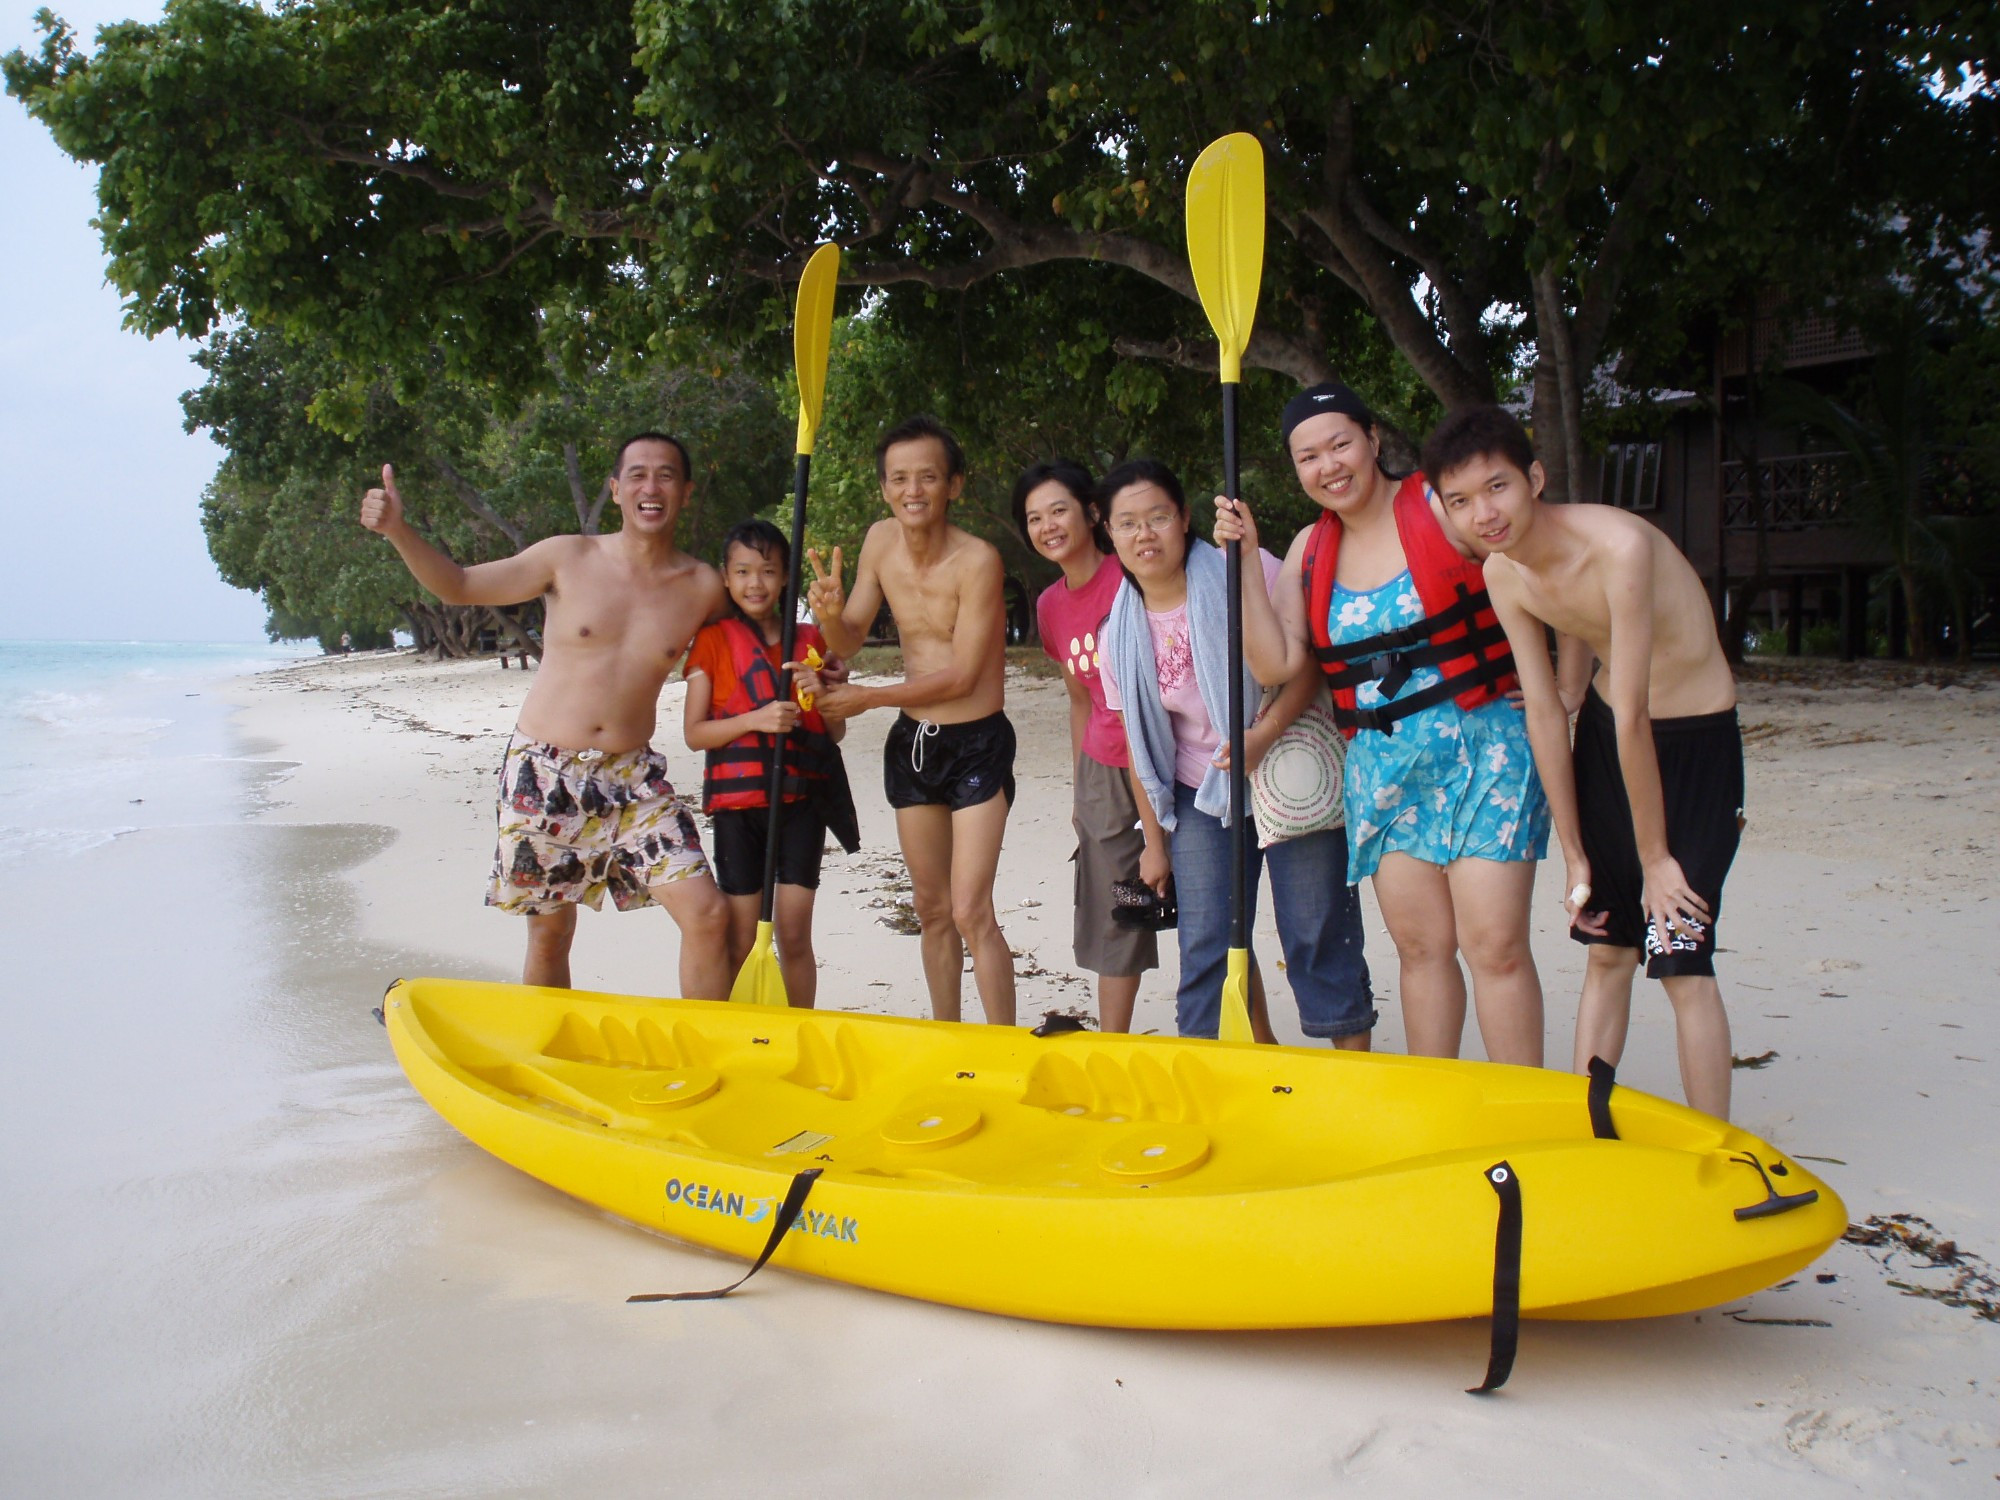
left=1514, top=568, right=1610, bottom=652
left=880, top=565, right=966, bottom=639
left=547, top=571, right=703, bottom=660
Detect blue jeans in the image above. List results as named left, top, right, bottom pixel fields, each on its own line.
left=1168, top=780, right=1375, bottom=1041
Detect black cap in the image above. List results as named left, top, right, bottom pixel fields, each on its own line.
left=1279, top=382, right=1376, bottom=451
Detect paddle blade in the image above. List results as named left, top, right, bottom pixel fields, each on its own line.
left=1185, top=133, right=1265, bottom=384
left=728, top=920, right=789, bottom=1007
left=793, top=242, right=840, bottom=455
left=1218, top=946, right=1254, bottom=1043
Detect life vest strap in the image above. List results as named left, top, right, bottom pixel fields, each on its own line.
left=1317, top=620, right=1514, bottom=698
left=1330, top=649, right=1515, bottom=734
left=1315, top=589, right=1489, bottom=662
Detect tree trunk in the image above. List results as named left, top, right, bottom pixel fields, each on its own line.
left=1897, top=564, right=1932, bottom=662
left=1530, top=269, right=1588, bottom=508
left=485, top=604, right=543, bottom=661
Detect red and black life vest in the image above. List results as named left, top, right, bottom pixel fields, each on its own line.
left=700, top=619, right=840, bottom=813
left=1300, top=473, right=1518, bottom=737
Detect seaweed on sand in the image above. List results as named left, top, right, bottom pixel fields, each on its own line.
left=1844, top=1214, right=2000, bottom=1321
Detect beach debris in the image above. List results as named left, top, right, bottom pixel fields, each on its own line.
left=1726, top=1310, right=1831, bottom=1328
left=1843, top=1214, right=2000, bottom=1322
left=1732, top=1050, right=1779, bottom=1069
left=869, top=897, right=921, bottom=935
left=1031, top=1010, right=1094, bottom=1036
left=1011, top=949, right=1090, bottom=993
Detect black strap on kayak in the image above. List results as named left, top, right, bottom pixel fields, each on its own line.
left=1467, top=1159, right=1522, bottom=1396
left=627, top=1168, right=821, bottom=1303
left=1586, top=1056, right=1620, bottom=1140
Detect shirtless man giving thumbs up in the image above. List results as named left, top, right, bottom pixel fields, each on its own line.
left=360, top=434, right=733, bottom=997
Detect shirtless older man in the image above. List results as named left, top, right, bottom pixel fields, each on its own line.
left=359, top=434, right=733, bottom=998
left=797, top=415, right=1016, bottom=1025
left=1427, top=406, right=1743, bottom=1119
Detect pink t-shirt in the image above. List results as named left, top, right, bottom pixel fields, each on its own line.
left=1037, top=554, right=1128, bottom=768
left=1104, top=550, right=1282, bottom=788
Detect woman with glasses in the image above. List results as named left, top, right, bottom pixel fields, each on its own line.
left=1098, top=458, right=1374, bottom=1046
left=1215, top=384, right=1550, bottom=1066
left=1012, top=459, right=1157, bottom=1032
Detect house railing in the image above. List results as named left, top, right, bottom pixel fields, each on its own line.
left=1720, top=451, right=1856, bottom=530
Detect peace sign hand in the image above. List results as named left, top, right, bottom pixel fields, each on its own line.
left=360, top=464, right=406, bottom=536
left=805, top=546, right=846, bottom=622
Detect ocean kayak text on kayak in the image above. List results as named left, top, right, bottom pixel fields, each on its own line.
left=664, top=1178, right=860, bottom=1243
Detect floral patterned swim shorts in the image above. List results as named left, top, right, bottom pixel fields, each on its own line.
left=485, top=733, right=710, bottom=915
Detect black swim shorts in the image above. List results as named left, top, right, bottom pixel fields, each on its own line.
left=708, top=805, right=828, bottom=896
left=883, top=711, right=1017, bottom=811
left=1570, top=687, right=1744, bottom=978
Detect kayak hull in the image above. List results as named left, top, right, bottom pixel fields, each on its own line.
left=384, top=978, right=1845, bottom=1329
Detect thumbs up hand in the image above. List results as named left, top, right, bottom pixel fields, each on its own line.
left=361, top=464, right=406, bottom=535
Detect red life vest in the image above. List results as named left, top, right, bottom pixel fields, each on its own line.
left=700, top=619, right=839, bottom=813
left=1300, top=473, right=1518, bottom=737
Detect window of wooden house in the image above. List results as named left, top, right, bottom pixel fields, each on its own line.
left=1597, top=441, right=1663, bottom=511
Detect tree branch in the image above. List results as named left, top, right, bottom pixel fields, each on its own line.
left=1303, top=100, right=1493, bottom=408
left=430, top=456, right=525, bottom=550
left=1570, top=160, right=1665, bottom=377
left=1114, top=329, right=1333, bottom=386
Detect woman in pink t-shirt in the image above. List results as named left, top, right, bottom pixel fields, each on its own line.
left=1013, top=459, right=1158, bottom=1030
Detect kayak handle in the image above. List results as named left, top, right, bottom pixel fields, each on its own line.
left=1730, top=1152, right=1821, bottom=1221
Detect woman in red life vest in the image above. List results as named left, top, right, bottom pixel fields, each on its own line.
left=1216, top=384, right=1551, bottom=1066
left=683, top=520, right=858, bottom=1007
left=1011, top=459, right=1158, bottom=1031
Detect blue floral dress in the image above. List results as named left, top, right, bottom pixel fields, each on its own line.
left=1331, top=572, right=1550, bottom=883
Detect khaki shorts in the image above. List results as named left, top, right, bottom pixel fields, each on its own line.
left=1072, top=752, right=1158, bottom=976
left=486, top=734, right=710, bottom=915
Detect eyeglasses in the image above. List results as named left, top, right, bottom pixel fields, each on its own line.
left=1108, top=510, right=1182, bottom=539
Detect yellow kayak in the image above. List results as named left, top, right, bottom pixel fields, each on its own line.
left=383, top=977, right=1844, bottom=1331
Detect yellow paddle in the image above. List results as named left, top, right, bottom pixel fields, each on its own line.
left=1185, top=133, right=1265, bottom=1044
left=729, top=241, right=840, bottom=1008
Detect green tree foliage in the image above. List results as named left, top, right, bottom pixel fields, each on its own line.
left=186, top=326, right=791, bottom=649
left=12, top=0, right=1994, bottom=515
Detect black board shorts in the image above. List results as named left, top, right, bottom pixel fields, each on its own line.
left=708, top=805, right=828, bottom=895
left=1570, top=687, right=1744, bottom=978
left=883, top=711, right=1017, bottom=811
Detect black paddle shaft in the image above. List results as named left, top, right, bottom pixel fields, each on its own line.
left=1223, top=381, right=1247, bottom=949
left=756, top=451, right=812, bottom=924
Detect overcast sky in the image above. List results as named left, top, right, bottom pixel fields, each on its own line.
left=1, top=3, right=269, bottom=643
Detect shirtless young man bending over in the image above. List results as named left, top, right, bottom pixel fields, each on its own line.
left=796, top=415, right=1016, bottom=1025
left=360, top=434, right=733, bottom=998
left=1428, top=406, right=1744, bottom=1119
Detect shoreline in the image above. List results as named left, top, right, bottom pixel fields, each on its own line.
left=3, top=646, right=1987, bottom=1495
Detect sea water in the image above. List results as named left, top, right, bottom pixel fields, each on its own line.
left=0, top=639, right=315, bottom=864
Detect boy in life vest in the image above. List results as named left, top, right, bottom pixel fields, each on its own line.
left=682, top=520, right=860, bottom=1008
left=1427, top=406, right=1743, bottom=1120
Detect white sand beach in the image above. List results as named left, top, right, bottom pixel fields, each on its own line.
left=4, top=650, right=1997, bottom=1496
